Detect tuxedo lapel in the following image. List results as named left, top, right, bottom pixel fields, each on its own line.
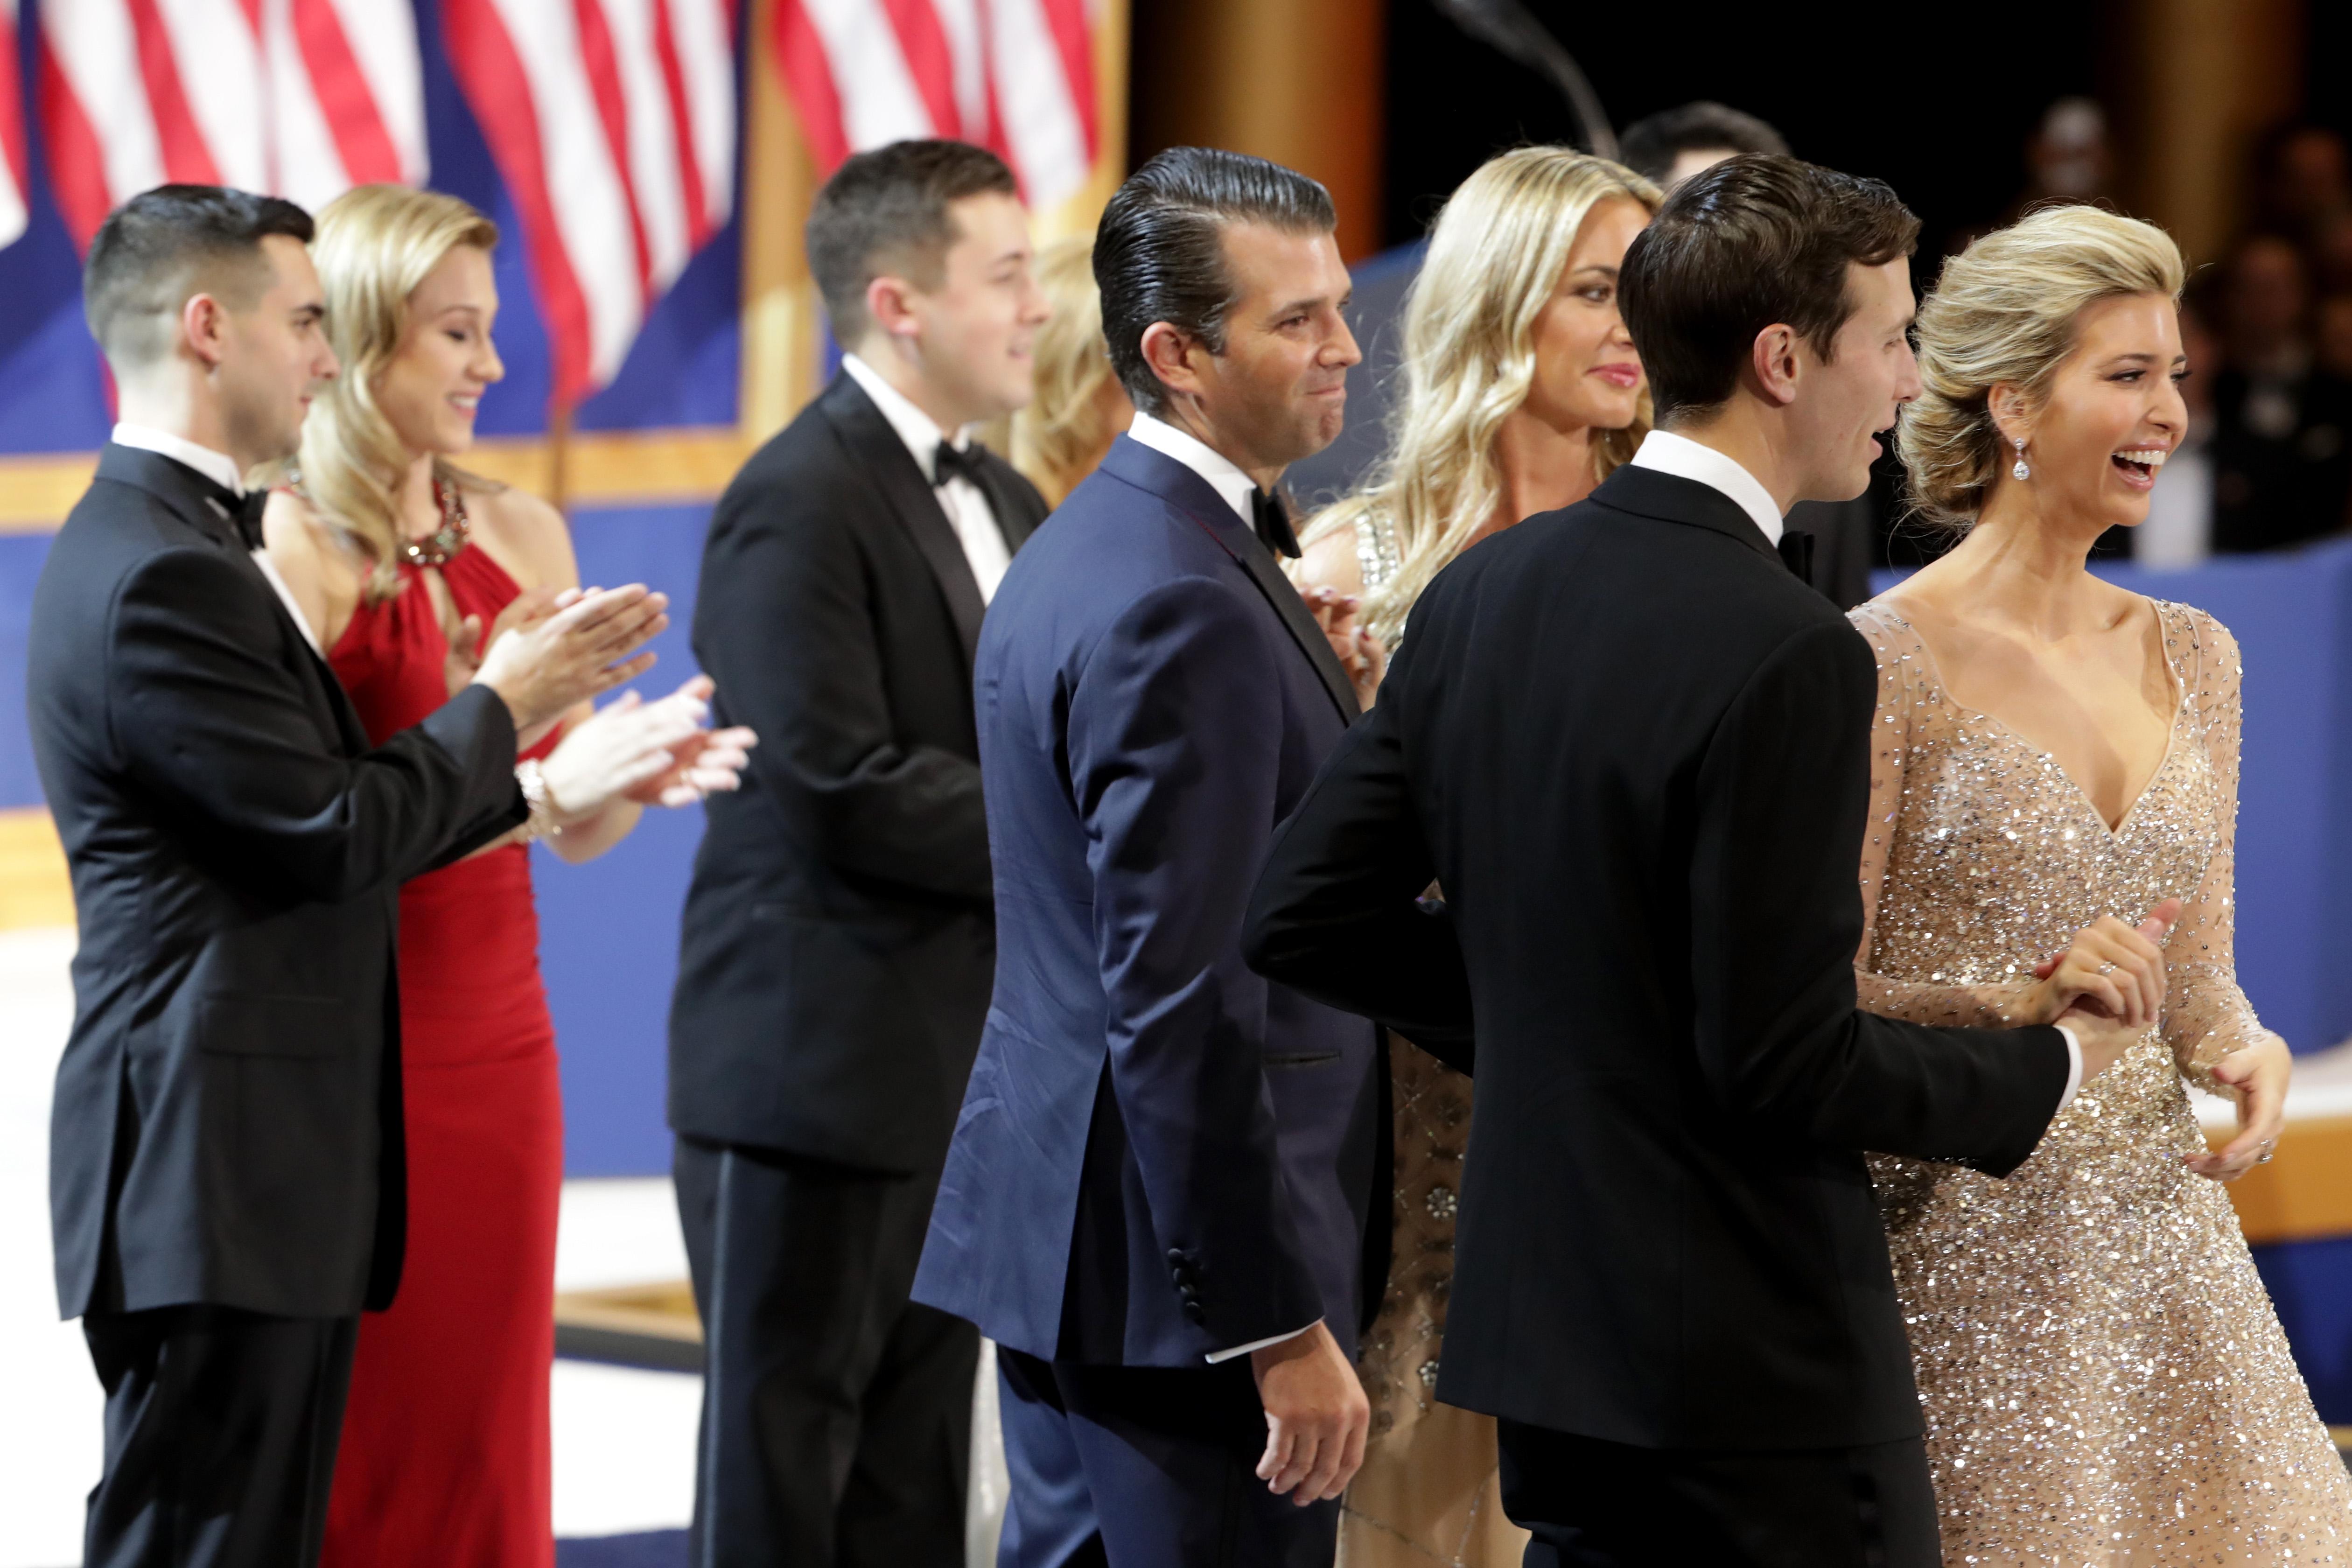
left=1099, top=437, right=1360, bottom=722
left=96, top=444, right=371, bottom=756
left=819, top=376, right=988, bottom=663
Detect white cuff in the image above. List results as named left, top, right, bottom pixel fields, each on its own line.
left=2053, top=1023, right=2084, bottom=1111
left=1204, top=1320, right=1319, bottom=1365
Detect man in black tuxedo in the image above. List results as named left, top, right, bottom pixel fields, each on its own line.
left=667, top=138, right=1051, bottom=1564
left=28, top=186, right=668, bottom=1568
left=1244, top=156, right=2146, bottom=1567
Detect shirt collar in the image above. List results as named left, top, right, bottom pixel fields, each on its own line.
left=841, top=353, right=969, bottom=485
left=1628, top=428, right=1784, bottom=546
left=1125, top=410, right=1260, bottom=527
left=111, top=422, right=246, bottom=498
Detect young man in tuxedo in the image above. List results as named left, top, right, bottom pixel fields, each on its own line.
left=29, top=185, right=666, bottom=1568
left=912, top=146, right=1380, bottom=1566
left=1243, top=156, right=2152, bottom=1567
left=667, top=138, right=1051, bottom=1565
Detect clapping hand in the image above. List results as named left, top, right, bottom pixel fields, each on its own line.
left=472, top=583, right=669, bottom=732
left=1302, top=585, right=1385, bottom=707
left=619, top=676, right=757, bottom=807
left=539, top=675, right=756, bottom=823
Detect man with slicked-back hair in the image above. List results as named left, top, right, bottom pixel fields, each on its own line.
left=1246, top=156, right=2147, bottom=1566
left=915, top=146, right=1379, bottom=1567
left=31, top=184, right=664, bottom=1568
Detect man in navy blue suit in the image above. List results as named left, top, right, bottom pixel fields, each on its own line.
left=911, top=147, right=1381, bottom=1565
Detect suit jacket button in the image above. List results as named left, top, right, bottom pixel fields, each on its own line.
left=1183, top=1301, right=1206, bottom=1324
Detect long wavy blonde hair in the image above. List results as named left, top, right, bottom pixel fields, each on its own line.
left=1012, top=234, right=1121, bottom=505
left=1303, top=147, right=1659, bottom=648
left=295, top=184, right=503, bottom=602
left=1901, top=204, right=2184, bottom=530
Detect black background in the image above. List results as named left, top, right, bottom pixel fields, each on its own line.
left=1379, top=0, right=2106, bottom=271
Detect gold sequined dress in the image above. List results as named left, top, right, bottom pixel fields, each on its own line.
left=1851, top=597, right=2352, bottom=1566
left=1336, top=511, right=1527, bottom=1568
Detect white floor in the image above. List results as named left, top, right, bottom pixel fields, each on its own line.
left=0, top=929, right=698, bottom=1565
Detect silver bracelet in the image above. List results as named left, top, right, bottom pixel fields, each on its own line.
left=516, top=759, right=560, bottom=841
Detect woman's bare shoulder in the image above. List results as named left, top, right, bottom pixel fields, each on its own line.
left=465, top=480, right=577, bottom=589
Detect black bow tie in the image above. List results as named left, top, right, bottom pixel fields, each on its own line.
left=204, top=483, right=270, bottom=550
left=1251, top=487, right=1300, bottom=560
left=931, top=440, right=985, bottom=490
left=1777, top=527, right=1814, bottom=584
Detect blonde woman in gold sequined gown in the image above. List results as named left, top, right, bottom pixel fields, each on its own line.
left=1290, top=147, right=1659, bottom=1567
left=1855, top=204, right=2347, bottom=1564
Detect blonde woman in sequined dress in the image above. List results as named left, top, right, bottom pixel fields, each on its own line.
left=1288, top=146, right=1657, bottom=1567
left=1855, top=204, right=2347, bottom=1563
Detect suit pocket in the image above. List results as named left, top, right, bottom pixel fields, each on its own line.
left=1262, top=1050, right=1343, bottom=1069
left=195, top=993, right=353, bottom=1058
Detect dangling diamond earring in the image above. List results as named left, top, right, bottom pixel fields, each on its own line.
left=2011, top=436, right=2031, bottom=481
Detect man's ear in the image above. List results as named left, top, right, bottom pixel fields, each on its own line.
left=1749, top=323, right=1801, bottom=408
left=182, top=292, right=230, bottom=371
left=1139, top=321, right=1203, bottom=402
left=864, top=273, right=922, bottom=345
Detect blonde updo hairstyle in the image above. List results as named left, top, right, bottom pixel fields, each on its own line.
left=1011, top=234, right=1118, bottom=506
left=1901, top=204, right=2184, bottom=530
left=296, top=183, right=504, bottom=602
left=1302, top=147, right=1659, bottom=649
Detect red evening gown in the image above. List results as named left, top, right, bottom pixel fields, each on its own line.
left=320, top=544, right=563, bottom=1568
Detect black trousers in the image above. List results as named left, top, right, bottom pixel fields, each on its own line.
left=1496, top=1419, right=1940, bottom=1568
left=81, top=1305, right=359, bottom=1568
left=995, top=1347, right=1339, bottom=1568
left=673, top=1133, right=978, bottom=1568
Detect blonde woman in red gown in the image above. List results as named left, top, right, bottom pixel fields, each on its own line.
left=262, top=185, right=752, bottom=1567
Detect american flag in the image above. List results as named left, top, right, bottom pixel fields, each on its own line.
left=36, top=0, right=429, bottom=248
left=442, top=0, right=736, bottom=408
left=775, top=0, right=1099, bottom=213
left=0, top=0, right=26, bottom=252
left=21, top=0, right=1105, bottom=408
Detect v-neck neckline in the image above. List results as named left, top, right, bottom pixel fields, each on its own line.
left=1876, top=600, right=2186, bottom=840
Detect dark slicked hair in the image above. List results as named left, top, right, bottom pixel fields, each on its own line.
left=1617, top=101, right=1790, bottom=187
left=1620, top=154, right=1919, bottom=423
left=805, top=139, right=1019, bottom=345
left=84, top=184, right=315, bottom=368
left=1094, top=147, right=1336, bottom=415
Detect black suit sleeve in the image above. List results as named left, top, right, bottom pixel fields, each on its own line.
left=1689, top=618, right=2066, bottom=1174
left=694, top=470, right=991, bottom=906
left=1243, top=667, right=1476, bottom=1070
left=109, top=547, right=522, bottom=905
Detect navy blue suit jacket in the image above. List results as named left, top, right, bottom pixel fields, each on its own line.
left=912, top=434, right=1381, bottom=1367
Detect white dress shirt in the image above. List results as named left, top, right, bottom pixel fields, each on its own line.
left=1627, top=430, right=2084, bottom=1106
left=840, top=354, right=1013, bottom=603
left=1125, top=409, right=1262, bottom=528
left=1121, top=407, right=1319, bottom=1364
left=111, top=422, right=322, bottom=655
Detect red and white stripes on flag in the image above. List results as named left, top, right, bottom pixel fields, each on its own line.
left=0, top=0, right=28, bottom=252
left=774, top=0, right=1099, bottom=214
left=35, top=0, right=427, bottom=251
left=443, top=0, right=735, bottom=408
